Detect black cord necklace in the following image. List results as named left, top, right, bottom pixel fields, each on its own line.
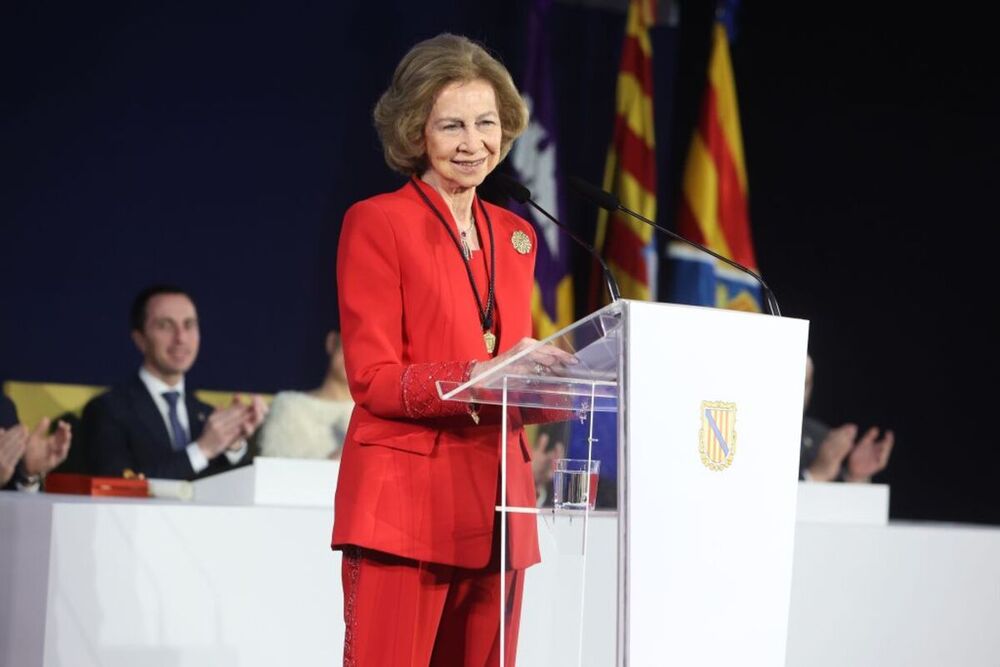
left=409, top=177, right=498, bottom=355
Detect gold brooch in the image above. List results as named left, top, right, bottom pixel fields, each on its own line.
left=511, top=230, right=532, bottom=254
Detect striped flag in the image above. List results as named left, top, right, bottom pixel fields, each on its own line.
left=593, top=0, right=659, bottom=304
left=668, top=2, right=762, bottom=311
left=509, top=0, right=574, bottom=338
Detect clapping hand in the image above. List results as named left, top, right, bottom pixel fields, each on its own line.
left=808, top=422, right=895, bottom=483
left=23, top=417, right=72, bottom=477
left=845, top=426, right=895, bottom=482
left=197, top=395, right=268, bottom=458
left=807, top=423, right=857, bottom=482
left=238, top=394, right=268, bottom=440
left=0, top=425, right=28, bottom=485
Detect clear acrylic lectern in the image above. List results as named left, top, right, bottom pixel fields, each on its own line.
left=438, top=301, right=623, bottom=667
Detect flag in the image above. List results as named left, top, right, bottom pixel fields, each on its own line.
left=668, top=2, right=762, bottom=312
left=509, top=0, right=574, bottom=338
left=593, top=0, right=659, bottom=304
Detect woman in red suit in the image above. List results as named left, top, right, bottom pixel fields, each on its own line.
left=333, top=33, right=568, bottom=666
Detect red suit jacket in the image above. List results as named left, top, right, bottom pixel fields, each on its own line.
left=332, top=178, right=541, bottom=570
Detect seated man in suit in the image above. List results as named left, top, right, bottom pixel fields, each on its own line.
left=81, top=285, right=266, bottom=480
left=2, top=393, right=72, bottom=491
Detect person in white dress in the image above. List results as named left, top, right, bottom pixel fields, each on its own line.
left=258, top=331, right=354, bottom=459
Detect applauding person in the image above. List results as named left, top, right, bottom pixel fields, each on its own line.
left=81, top=285, right=266, bottom=480
left=2, top=394, right=72, bottom=491
left=800, top=355, right=895, bottom=482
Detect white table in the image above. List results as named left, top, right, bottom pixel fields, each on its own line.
left=2, top=461, right=998, bottom=666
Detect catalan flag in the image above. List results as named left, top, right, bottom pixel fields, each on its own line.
left=593, top=0, right=658, bottom=304
left=668, top=1, right=762, bottom=312
left=509, top=0, right=574, bottom=338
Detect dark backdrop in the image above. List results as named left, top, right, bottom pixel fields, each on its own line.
left=2, top=2, right=997, bottom=525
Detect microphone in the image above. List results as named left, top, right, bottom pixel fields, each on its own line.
left=489, top=172, right=621, bottom=302
left=567, top=176, right=781, bottom=316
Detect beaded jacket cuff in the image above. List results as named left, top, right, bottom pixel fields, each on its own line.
left=400, top=361, right=475, bottom=419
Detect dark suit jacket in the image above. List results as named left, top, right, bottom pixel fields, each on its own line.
left=81, top=374, right=247, bottom=480
left=800, top=414, right=833, bottom=480
left=1, top=394, right=17, bottom=429
left=2, top=394, right=19, bottom=490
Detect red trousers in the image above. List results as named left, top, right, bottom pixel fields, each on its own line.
left=341, top=546, right=525, bottom=666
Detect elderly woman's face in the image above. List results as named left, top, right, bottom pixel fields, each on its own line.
left=422, top=78, right=501, bottom=190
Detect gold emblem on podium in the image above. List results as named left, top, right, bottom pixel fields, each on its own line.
left=698, top=400, right=737, bottom=471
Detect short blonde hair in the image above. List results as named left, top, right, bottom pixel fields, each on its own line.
left=373, top=33, right=528, bottom=175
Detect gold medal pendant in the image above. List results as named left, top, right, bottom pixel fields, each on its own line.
left=483, top=331, right=497, bottom=354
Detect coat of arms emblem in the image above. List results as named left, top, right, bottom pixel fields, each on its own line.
left=698, top=400, right=737, bottom=471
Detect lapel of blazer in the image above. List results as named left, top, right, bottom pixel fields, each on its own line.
left=127, top=375, right=174, bottom=452
left=185, top=391, right=210, bottom=441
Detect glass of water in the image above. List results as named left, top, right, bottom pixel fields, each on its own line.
left=553, top=458, right=601, bottom=510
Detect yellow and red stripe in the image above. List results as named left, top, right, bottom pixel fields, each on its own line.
left=674, top=21, right=761, bottom=311
left=595, top=0, right=658, bottom=303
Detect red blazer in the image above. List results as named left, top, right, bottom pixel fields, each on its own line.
left=332, top=178, right=540, bottom=570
